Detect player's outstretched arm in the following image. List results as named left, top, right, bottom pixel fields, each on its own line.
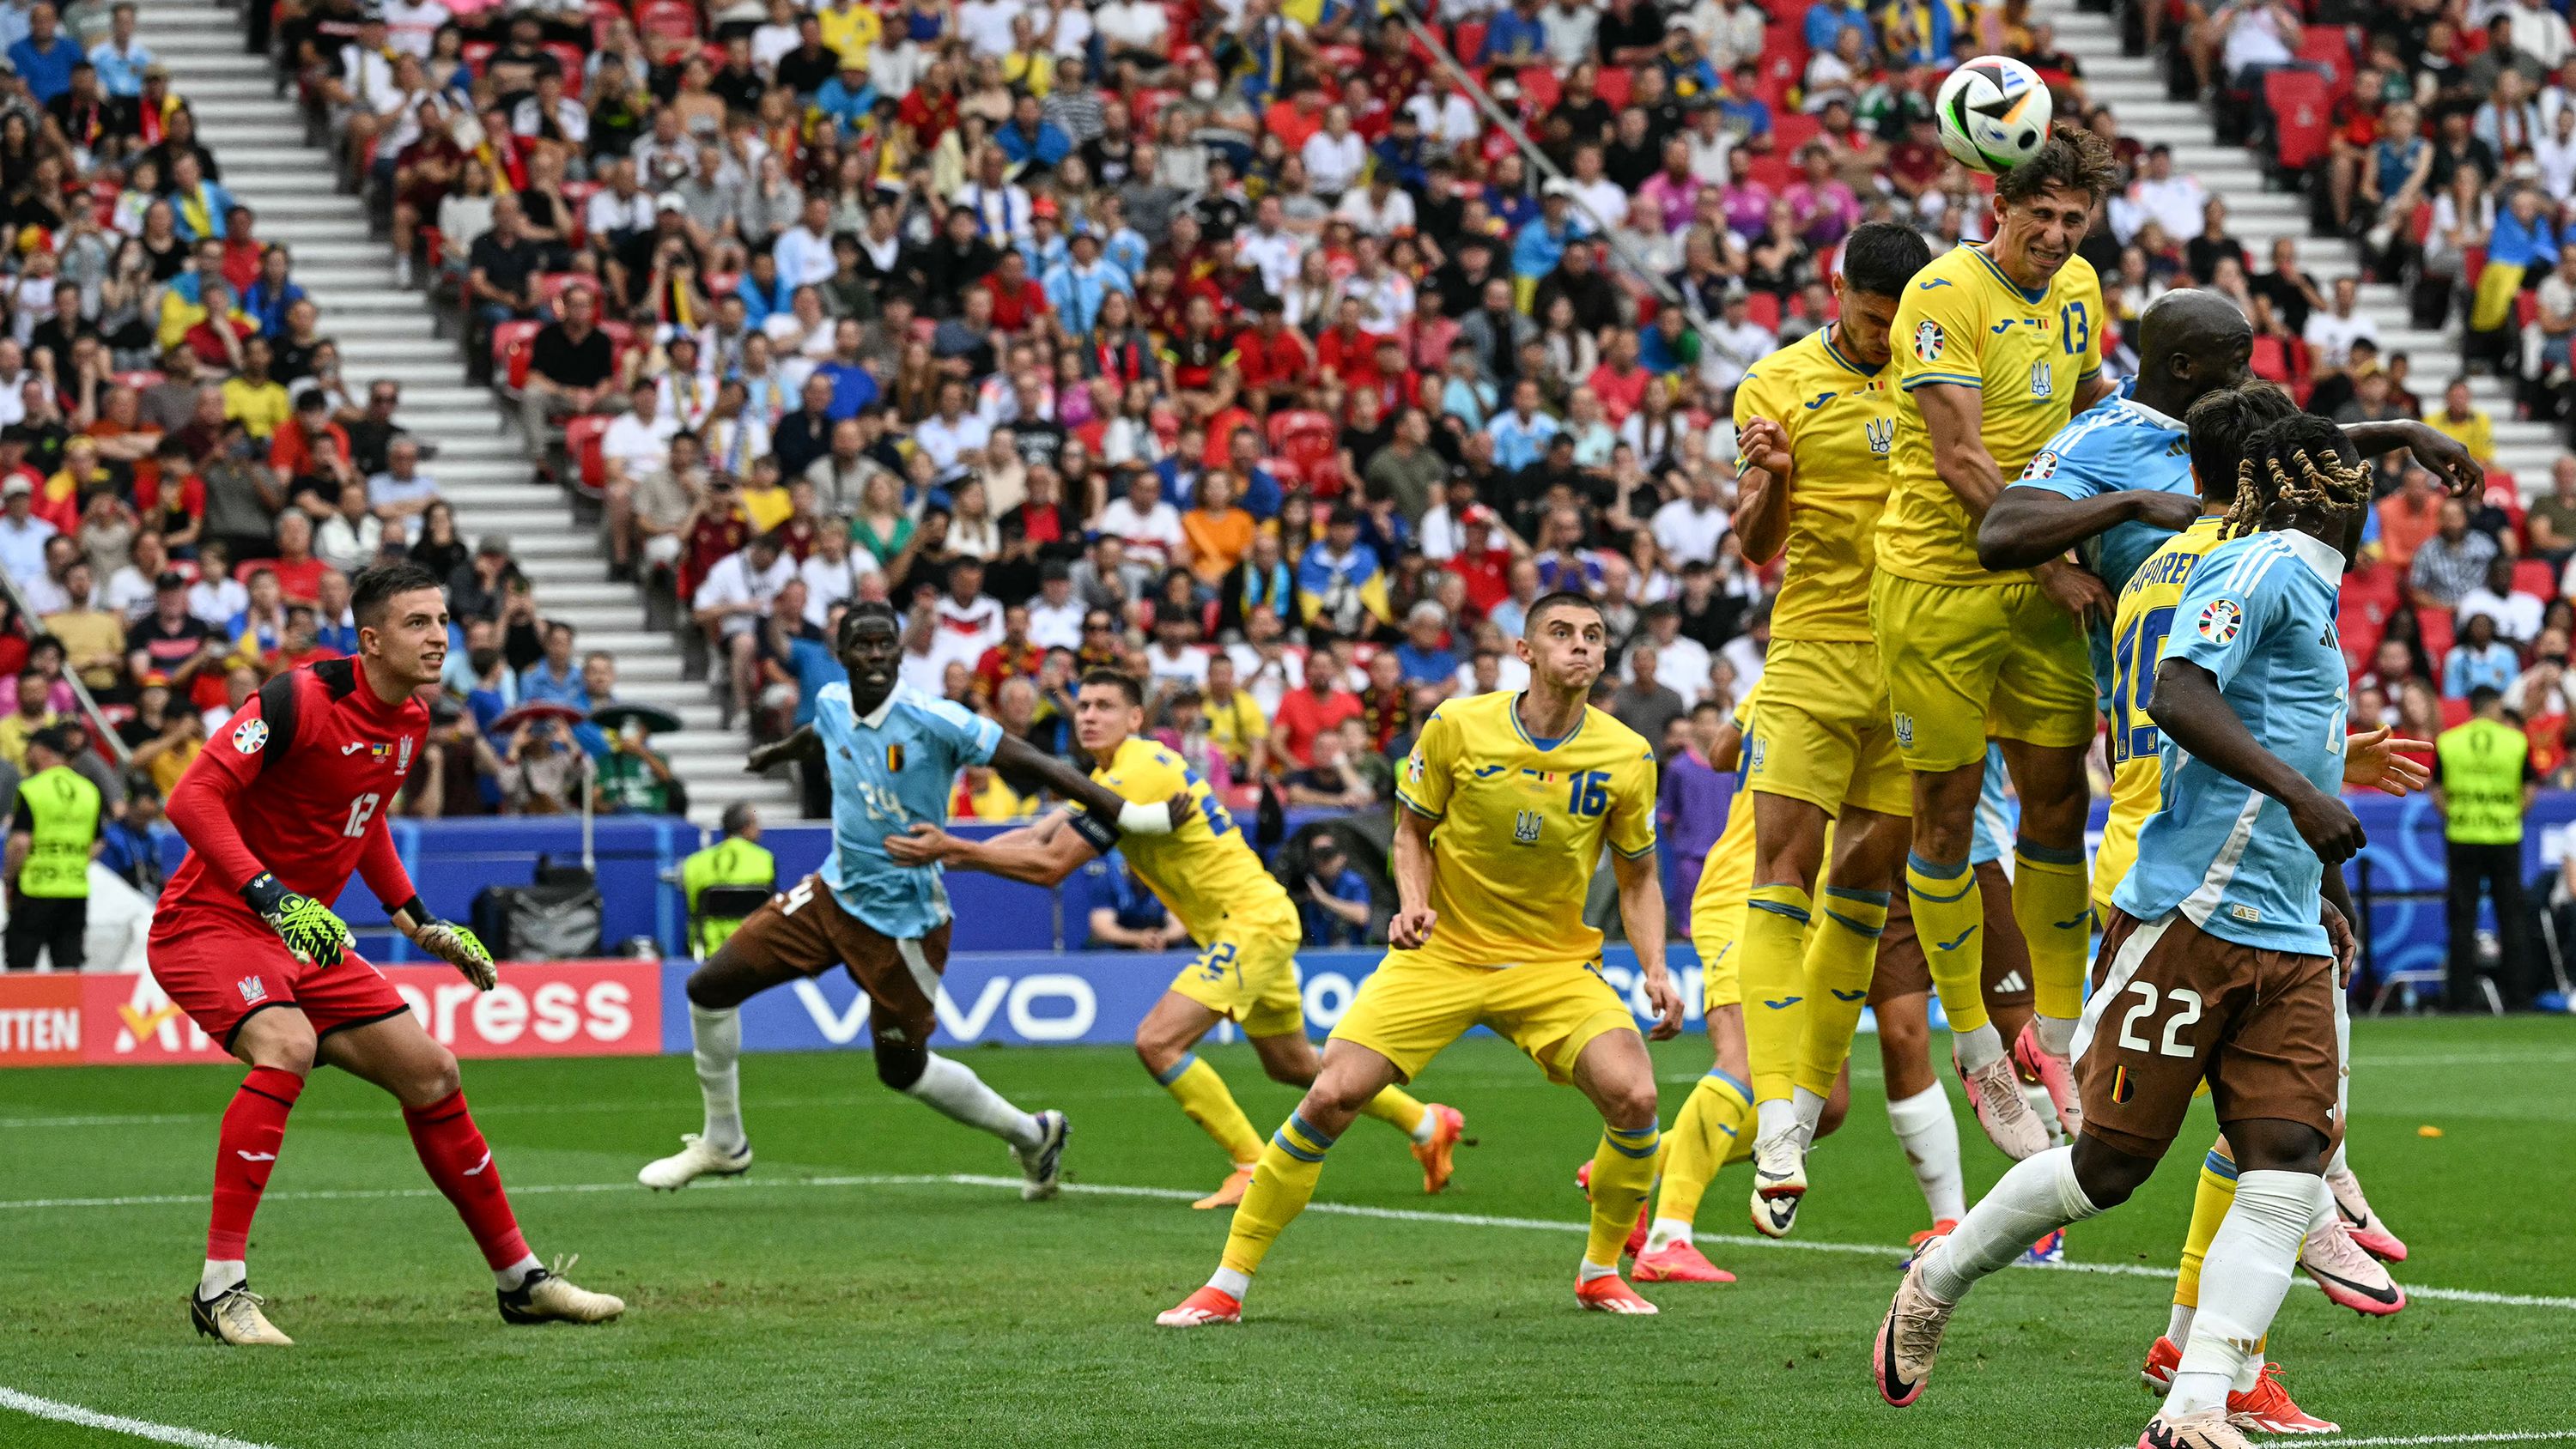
left=2342, top=724, right=2433, bottom=797
left=2148, top=657, right=2366, bottom=864
left=1610, top=848, right=1682, bottom=1040
left=745, top=725, right=823, bottom=774
left=2339, top=418, right=2482, bottom=498
left=886, top=812, right=1099, bottom=888
left=1913, top=382, right=2009, bottom=520
left=1977, top=485, right=2205, bottom=573
left=987, top=732, right=1189, bottom=835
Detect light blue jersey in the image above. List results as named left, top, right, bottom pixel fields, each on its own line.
left=1971, top=742, right=2016, bottom=868
left=2013, top=385, right=2195, bottom=704
left=811, top=682, right=1003, bottom=938
left=2111, top=530, right=2349, bottom=955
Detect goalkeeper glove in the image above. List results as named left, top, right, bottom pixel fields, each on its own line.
left=396, top=896, right=495, bottom=990
left=241, top=872, right=350, bottom=968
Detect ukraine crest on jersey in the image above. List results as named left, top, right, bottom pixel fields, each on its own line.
left=2111, top=530, right=2349, bottom=955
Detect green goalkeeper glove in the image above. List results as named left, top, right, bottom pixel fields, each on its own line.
left=240, top=872, right=351, bottom=968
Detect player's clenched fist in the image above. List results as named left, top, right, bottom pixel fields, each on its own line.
left=1388, top=906, right=1437, bottom=950
left=415, top=919, right=497, bottom=991
left=241, top=871, right=351, bottom=968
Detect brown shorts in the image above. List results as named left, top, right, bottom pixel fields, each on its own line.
left=2075, top=907, right=2338, bottom=1160
left=721, top=875, right=950, bottom=1046
left=1868, top=862, right=2036, bottom=1009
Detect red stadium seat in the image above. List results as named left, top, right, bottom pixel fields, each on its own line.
left=2250, top=335, right=2291, bottom=382
left=563, top=414, right=611, bottom=498
left=1515, top=65, right=1559, bottom=111
left=542, top=41, right=588, bottom=78
left=2416, top=607, right=2454, bottom=664
left=2298, top=24, right=2354, bottom=96
left=490, top=319, right=543, bottom=391
left=461, top=39, right=495, bottom=76
left=635, top=0, right=698, bottom=44
left=2439, top=696, right=2473, bottom=729
left=1742, top=291, right=1781, bottom=332
left=2265, top=70, right=2333, bottom=174
left=1771, top=110, right=1822, bottom=155
left=1450, top=20, right=1486, bottom=61
left=1267, top=408, right=1334, bottom=452
left=1747, top=154, right=1795, bottom=190
left=1594, top=65, right=1631, bottom=108
left=2513, top=558, right=2557, bottom=599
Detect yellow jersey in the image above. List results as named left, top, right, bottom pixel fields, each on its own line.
left=1395, top=690, right=1658, bottom=969
left=1091, top=737, right=1297, bottom=941
left=2094, top=515, right=2228, bottom=904
left=1880, top=242, right=2106, bottom=586
left=1733, top=324, right=1897, bottom=642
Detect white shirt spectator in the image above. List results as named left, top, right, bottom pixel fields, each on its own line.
left=1094, top=0, right=1168, bottom=51
left=928, top=591, right=1005, bottom=674
left=188, top=573, right=246, bottom=628
left=2220, top=0, right=2297, bottom=75
left=368, top=470, right=439, bottom=526
left=104, top=561, right=156, bottom=619
left=0, top=512, right=55, bottom=585
left=1144, top=640, right=1208, bottom=693
left=750, top=15, right=801, bottom=70
left=1651, top=495, right=1729, bottom=567
left=1339, top=267, right=1415, bottom=331
left=1699, top=315, right=1777, bottom=393
left=1566, top=176, right=1629, bottom=231
left=1301, top=130, right=1368, bottom=197
left=2537, top=118, right=2576, bottom=200
left=380, top=0, right=451, bottom=57
left=1453, top=651, right=1532, bottom=695
left=915, top=411, right=993, bottom=470
left=1096, top=493, right=1185, bottom=570
left=586, top=187, right=657, bottom=239
left=1334, top=185, right=1416, bottom=239
left=772, top=221, right=836, bottom=289
left=2127, top=172, right=2210, bottom=246
left=512, top=94, right=588, bottom=146
left=2459, top=581, right=2546, bottom=644
left=18, top=570, right=65, bottom=615
left=955, top=0, right=1026, bottom=55
left=1235, top=226, right=1305, bottom=298
left=2302, top=306, right=2379, bottom=373
left=1655, top=634, right=1712, bottom=703
left=798, top=550, right=869, bottom=627
left=1406, top=91, right=1480, bottom=149
left=694, top=547, right=799, bottom=637
left=317, top=512, right=383, bottom=574
left=1228, top=642, right=1306, bottom=716
left=2512, top=0, right=2574, bottom=74
left=1720, top=631, right=1766, bottom=695
left=1029, top=592, right=1084, bottom=649
left=601, top=409, right=681, bottom=478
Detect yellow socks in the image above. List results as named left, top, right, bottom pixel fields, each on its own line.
left=1791, top=886, right=1890, bottom=1099
left=1355, top=1085, right=1430, bottom=1139
left=1584, top=1120, right=1662, bottom=1267
left=2014, top=841, right=2093, bottom=1028
left=1156, top=1052, right=1263, bottom=1167
left=1652, top=1070, right=1752, bottom=1231
left=1740, top=883, right=1812, bottom=1106
left=2172, top=1144, right=2240, bottom=1320
left=1907, top=852, right=1990, bottom=1037
left=1218, top=1112, right=1335, bottom=1277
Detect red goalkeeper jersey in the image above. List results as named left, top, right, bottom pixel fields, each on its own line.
left=161, top=658, right=427, bottom=925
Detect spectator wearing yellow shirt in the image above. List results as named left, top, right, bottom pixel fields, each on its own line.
left=1200, top=651, right=1271, bottom=780
left=0, top=673, right=59, bottom=770
left=952, top=762, right=1034, bottom=819
left=218, top=336, right=291, bottom=440
left=41, top=561, right=125, bottom=696
left=815, top=0, right=881, bottom=67
left=40, top=437, right=112, bottom=527
left=2428, top=376, right=2494, bottom=466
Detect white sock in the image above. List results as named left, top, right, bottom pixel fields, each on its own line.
left=1407, top=1110, right=1438, bottom=1145
left=2231, top=1353, right=2263, bottom=1394
left=1755, top=1096, right=1799, bottom=1143
left=2162, top=1171, right=2325, bottom=1418
left=1953, top=1021, right=2006, bottom=1072
left=1643, top=1216, right=1693, bottom=1253
left=904, top=1053, right=1043, bottom=1151
left=1577, top=1258, right=1620, bottom=1283
left=1788, top=1085, right=1828, bottom=1145
left=1918, top=1145, right=2101, bottom=1302
left=198, top=1258, right=246, bottom=1298
left=2034, top=1014, right=2075, bottom=1056
left=1885, top=1083, right=1965, bottom=1223
left=2166, top=1302, right=2196, bottom=1345
left=1206, top=1265, right=1249, bottom=1298
left=2324, top=1140, right=2348, bottom=1177
left=2024, top=1083, right=2060, bottom=1138
left=494, top=1252, right=542, bottom=1291
left=690, top=1003, right=746, bottom=1153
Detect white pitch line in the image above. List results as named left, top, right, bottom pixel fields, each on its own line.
left=0, top=1385, right=283, bottom=1449
left=8, top=1171, right=2567, bottom=1312
left=2108, top=1433, right=2576, bottom=1449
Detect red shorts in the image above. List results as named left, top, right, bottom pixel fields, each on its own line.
left=148, top=906, right=410, bottom=1050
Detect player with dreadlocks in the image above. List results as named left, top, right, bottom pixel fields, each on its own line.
left=1876, top=409, right=2421, bottom=1449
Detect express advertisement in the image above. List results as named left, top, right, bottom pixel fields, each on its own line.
left=0, top=960, right=662, bottom=1067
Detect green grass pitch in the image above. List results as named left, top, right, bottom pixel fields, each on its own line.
left=4, top=1016, right=2572, bottom=1448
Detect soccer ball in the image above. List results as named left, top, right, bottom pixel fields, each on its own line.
left=1935, top=56, right=2053, bottom=175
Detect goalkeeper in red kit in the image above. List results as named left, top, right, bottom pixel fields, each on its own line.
left=153, top=561, right=624, bottom=1345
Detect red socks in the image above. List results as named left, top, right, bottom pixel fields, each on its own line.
left=402, top=1088, right=532, bottom=1271
left=208, top=1066, right=304, bottom=1260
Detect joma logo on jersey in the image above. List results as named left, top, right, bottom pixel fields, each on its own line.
left=1512, top=809, right=1543, bottom=845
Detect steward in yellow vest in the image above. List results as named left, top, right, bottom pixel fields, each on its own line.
left=7, top=726, right=101, bottom=971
